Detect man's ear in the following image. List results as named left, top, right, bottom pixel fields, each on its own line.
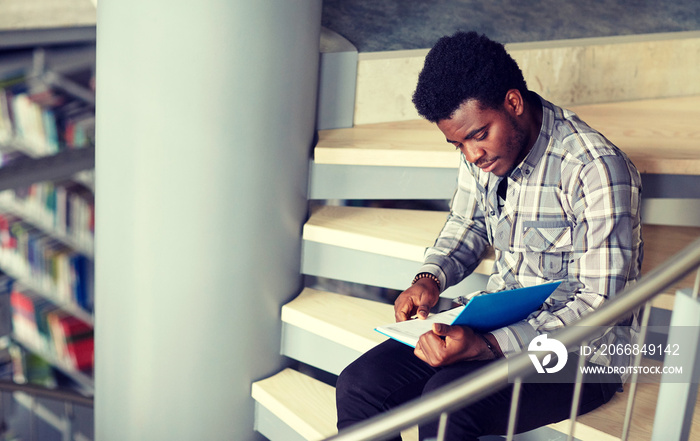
left=503, top=89, right=524, bottom=117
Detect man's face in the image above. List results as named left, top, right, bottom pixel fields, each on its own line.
left=437, top=99, right=530, bottom=177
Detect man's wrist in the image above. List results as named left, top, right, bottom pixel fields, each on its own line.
left=478, top=333, right=502, bottom=359
left=412, top=272, right=441, bottom=291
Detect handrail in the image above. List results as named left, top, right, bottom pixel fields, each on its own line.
left=0, top=379, right=93, bottom=407
left=326, top=236, right=700, bottom=441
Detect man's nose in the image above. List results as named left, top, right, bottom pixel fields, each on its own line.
left=461, top=144, right=485, bottom=164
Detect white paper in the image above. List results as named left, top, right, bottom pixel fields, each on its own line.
left=374, top=306, right=465, bottom=348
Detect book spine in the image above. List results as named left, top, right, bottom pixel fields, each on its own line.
left=58, top=316, right=94, bottom=371
left=0, top=89, right=13, bottom=143
left=11, top=287, right=94, bottom=372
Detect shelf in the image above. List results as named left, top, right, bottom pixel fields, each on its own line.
left=0, top=145, right=95, bottom=193
left=0, top=51, right=96, bottom=191
left=0, top=251, right=93, bottom=324
left=0, top=191, right=93, bottom=258
left=12, top=333, right=93, bottom=395
left=0, top=136, right=59, bottom=159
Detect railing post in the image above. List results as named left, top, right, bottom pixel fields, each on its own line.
left=436, top=412, right=449, bottom=441
left=29, top=395, right=37, bottom=441
left=505, top=377, right=522, bottom=441
left=565, top=346, right=587, bottom=441
left=62, top=401, right=74, bottom=441
left=0, top=391, right=5, bottom=436
left=621, top=301, right=653, bottom=441
left=651, top=287, right=700, bottom=441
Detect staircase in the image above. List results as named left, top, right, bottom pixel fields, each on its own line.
left=252, top=30, right=700, bottom=441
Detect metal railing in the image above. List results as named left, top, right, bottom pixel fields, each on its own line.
left=326, top=236, right=700, bottom=441
left=0, top=381, right=93, bottom=407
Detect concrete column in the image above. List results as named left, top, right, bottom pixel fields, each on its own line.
left=95, top=2, right=321, bottom=440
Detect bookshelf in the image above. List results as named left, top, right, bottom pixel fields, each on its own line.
left=0, top=45, right=95, bottom=400
left=0, top=188, right=94, bottom=258
left=11, top=332, right=94, bottom=394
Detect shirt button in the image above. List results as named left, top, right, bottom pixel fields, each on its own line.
left=524, top=169, right=531, bottom=175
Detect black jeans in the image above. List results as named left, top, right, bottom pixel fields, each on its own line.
left=336, top=339, right=620, bottom=441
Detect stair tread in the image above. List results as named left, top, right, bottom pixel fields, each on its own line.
left=278, top=290, right=693, bottom=438
left=252, top=368, right=418, bottom=441
left=282, top=287, right=392, bottom=353
left=255, top=367, right=686, bottom=441
left=304, top=205, right=699, bottom=304
left=255, top=362, right=700, bottom=441
left=640, top=223, right=700, bottom=305
left=316, top=118, right=458, bottom=168
left=316, top=95, right=700, bottom=175
left=577, top=359, right=700, bottom=440
left=547, top=421, right=620, bottom=441
left=303, top=205, right=495, bottom=275
left=252, top=368, right=337, bottom=441
left=272, top=287, right=700, bottom=440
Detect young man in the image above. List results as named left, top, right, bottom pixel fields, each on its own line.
left=335, top=32, right=643, bottom=440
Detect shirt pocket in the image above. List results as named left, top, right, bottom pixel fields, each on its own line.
left=522, top=221, right=573, bottom=278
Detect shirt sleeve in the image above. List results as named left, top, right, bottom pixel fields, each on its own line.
left=418, top=159, right=491, bottom=291
left=491, top=153, right=643, bottom=356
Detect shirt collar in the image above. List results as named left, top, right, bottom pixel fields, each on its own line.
left=509, top=93, right=554, bottom=181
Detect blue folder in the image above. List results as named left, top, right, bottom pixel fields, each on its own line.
left=374, top=281, right=563, bottom=347
left=452, top=281, right=562, bottom=332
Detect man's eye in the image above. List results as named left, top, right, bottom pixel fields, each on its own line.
left=476, top=132, right=488, bottom=141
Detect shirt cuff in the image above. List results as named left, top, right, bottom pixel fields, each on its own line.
left=490, top=321, right=539, bottom=358
left=417, top=263, right=447, bottom=293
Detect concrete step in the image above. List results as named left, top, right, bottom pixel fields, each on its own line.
left=280, top=287, right=392, bottom=375
left=252, top=368, right=338, bottom=441
left=252, top=367, right=623, bottom=441
left=271, top=288, right=700, bottom=440
left=317, top=96, right=700, bottom=175
left=302, top=204, right=699, bottom=308
left=310, top=95, right=700, bottom=202
left=577, top=360, right=700, bottom=441
left=252, top=368, right=420, bottom=441
left=301, top=204, right=494, bottom=294
left=310, top=95, right=700, bottom=201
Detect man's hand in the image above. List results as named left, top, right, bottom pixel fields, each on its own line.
left=394, top=278, right=440, bottom=322
left=414, top=324, right=500, bottom=367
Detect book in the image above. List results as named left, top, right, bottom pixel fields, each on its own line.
left=53, top=314, right=93, bottom=371
left=45, top=308, right=94, bottom=371
left=375, top=281, right=562, bottom=347
left=10, top=289, right=39, bottom=347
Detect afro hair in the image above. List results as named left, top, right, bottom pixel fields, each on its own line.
left=412, top=31, right=528, bottom=123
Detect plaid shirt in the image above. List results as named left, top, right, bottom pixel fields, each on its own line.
left=419, top=95, right=643, bottom=374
